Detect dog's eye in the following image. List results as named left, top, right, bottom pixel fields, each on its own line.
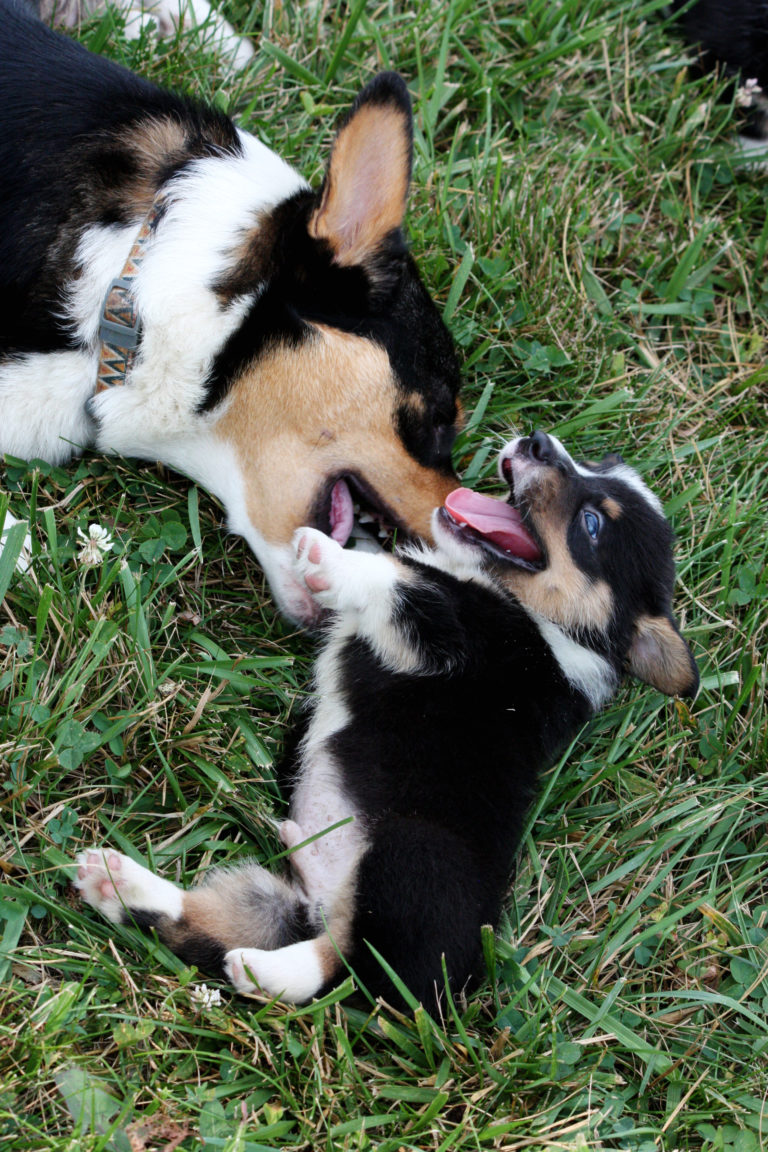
left=582, top=507, right=602, bottom=541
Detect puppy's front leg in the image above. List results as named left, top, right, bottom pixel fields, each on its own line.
left=293, top=528, right=422, bottom=673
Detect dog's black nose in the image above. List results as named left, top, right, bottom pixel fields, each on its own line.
left=528, top=429, right=554, bottom=464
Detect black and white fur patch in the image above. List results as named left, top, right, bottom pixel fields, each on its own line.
left=74, top=432, right=698, bottom=1014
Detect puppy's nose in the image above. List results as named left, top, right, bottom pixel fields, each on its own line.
left=528, top=429, right=554, bottom=464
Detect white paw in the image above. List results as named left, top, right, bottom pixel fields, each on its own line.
left=224, top=939, right=324, bottom=1002
left=73, top=848, right=182, bottom=923
left=278, top=819, right=321, bottom=896
left=292, top=527, right=348, bottom=609
left=223, top=947, right=263, bottom=995
left=278, top=819, right=304, bottom=851
left=292, top=527, right=399, bottom=613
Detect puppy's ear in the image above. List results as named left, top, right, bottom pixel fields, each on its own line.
left=309, top=72, right=412, bottom=268
left=627, top=614, right=699, bottom=697
left=601, top=452, right=624, bottom=468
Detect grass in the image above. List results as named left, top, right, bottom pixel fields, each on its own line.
left=1, top=0, right=767, bottom=1148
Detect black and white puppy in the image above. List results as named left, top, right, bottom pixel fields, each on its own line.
left=0, top=0, right=461, bottom=623
left=74, top=432, right=698, bottom=1012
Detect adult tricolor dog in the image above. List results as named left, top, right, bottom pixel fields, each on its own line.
left=0, top=0, right=462, bottom=621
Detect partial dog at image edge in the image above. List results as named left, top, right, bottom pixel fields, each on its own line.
left=73, top=432, right=698, bottom=1015
left=28, top=0, right=255, bottom=70
left=673, top=0, right=768, bottom=153
left=0, top=0, right=462, bottom=625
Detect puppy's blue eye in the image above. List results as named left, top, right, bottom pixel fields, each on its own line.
left=582, top=508, right=601, bottom=540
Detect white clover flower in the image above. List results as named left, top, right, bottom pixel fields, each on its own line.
left=736, top=78, right=762, bottom=108
left=189, top=983, right=222, bottom=1010
left=77, top=523, right=114, bottom=567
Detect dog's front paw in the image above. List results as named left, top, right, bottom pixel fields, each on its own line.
left=292, top=527, right=351, bottom=609
left=73, top=848, right=182, bottom=923
left=293, top=527, right=400, bottom=614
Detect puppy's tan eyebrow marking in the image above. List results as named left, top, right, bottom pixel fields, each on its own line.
left=602, top=497, right=623, bottom=520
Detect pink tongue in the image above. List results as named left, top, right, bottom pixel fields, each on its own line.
left=445, top=488, right=541, bottom=561
left=329, top=478, right=355, bottom=544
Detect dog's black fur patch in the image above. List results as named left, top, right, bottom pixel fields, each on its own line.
left=0, top=0, right=240, bottom=356
left=321, top=581, right=585, bottom=1004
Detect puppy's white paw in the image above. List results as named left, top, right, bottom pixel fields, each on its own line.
left=73, top=848, right=182, bottom=923
left=293, top=527, right=342, bottom=599
left=292, top=527, right=399, bottom=613
left=223, top=947, right=263, bottom=995
left=224, top=939, right=325, bottom=1003
left=278, top=819, right=325, bottom=899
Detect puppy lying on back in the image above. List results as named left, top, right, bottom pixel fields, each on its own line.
left=74, top=432, right=698, bottom=1013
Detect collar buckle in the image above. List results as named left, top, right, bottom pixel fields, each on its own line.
left=97, top=277, right=142, bottom=351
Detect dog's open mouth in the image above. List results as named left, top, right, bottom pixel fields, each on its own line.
left=439, top=487, right=543, bottom=569
left=317, top=475, right=399, bottom=551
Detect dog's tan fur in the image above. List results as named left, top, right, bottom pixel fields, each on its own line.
left=216, top=326, right=456, bottom=550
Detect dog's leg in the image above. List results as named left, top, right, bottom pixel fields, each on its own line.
left=40, top=0, right=254, bottom=68
left=75, top=848, right=183, bottom=923
left=293, top=526, right=468, bottom=676
left=224, top=932, right=343, bottom=1002
left=293, top=527, right=425, bottom=673
left=137, top=0, right=254, bottom=68
left=293, top=526, right=407, bottom=611
left=74, top=847, right=309, bottom=975
left=279, top=818, right=320, bottom=896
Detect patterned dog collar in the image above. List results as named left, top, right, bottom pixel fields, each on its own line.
left=95, top=191, right=169, bottom=393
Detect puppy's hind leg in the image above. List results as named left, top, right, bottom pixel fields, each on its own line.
left=224, top=931, right=344, bottom=1003
left=74, top=848, right=311, bottom=977
left=219, top=819, right=355, bottom=1003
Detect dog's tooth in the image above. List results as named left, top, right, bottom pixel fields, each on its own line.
left=358, top=512, right=374, bottom=524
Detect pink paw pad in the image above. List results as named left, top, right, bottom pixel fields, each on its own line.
left=305, top=569, right=331, bottom=593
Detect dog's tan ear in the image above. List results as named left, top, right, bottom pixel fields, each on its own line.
left=309, top=72, right=412, bottom=268
left=627, top=614, right=699, bottom=697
